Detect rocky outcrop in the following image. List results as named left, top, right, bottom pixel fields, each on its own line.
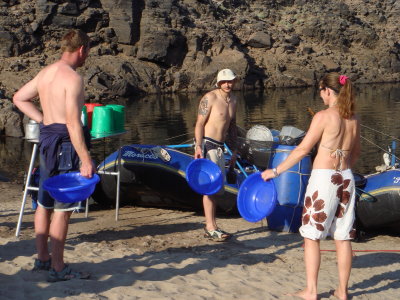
left=0, top=98, right=24, bottom=137
left=0, top=0, right=399, bottom=136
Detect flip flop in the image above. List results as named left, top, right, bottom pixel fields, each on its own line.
left=47, top=264, right=90, bottom=282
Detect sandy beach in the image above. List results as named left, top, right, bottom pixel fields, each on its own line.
left=1, top=180, right=399, bottom=300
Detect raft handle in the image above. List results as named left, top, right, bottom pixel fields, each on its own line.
left=356, top=188, right=378, bottom=203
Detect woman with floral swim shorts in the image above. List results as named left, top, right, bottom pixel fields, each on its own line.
left=261, top=72, right=360, bottom=300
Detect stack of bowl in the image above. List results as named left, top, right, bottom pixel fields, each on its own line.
left=85, top=103, right=126, bottom=138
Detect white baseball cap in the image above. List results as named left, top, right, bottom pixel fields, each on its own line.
left=216, top=69, right=237, bottom=86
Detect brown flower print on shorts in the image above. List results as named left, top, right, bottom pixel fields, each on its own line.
left=299, top=169, right=356, bottom=240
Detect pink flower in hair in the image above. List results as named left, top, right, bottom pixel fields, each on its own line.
left=339, top=75, right=348, bottom=85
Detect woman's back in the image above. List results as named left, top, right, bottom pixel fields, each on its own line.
left=313, top=107, right=359, bottom=170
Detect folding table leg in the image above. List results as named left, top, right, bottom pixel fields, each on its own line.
left=16, top=143, right=38, bottom=237
left=115, top=146, right=122, bottom=221
left=85, top=197, right=89, bottom=218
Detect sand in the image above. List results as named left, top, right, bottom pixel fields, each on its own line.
left=1, top=180, right=400, bottom=300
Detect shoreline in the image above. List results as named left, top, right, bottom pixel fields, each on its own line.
left=1, top=181, right=400, bottom=299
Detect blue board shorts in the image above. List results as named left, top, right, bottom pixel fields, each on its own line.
left=38, top=141, right=82, bottom=212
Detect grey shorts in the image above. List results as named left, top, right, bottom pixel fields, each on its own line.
left=202, top=137, right=225, bottom=195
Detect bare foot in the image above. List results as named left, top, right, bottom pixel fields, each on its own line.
left=329, top=289, right=348, bottom=300
left=286, top=289, right=318, bottom=300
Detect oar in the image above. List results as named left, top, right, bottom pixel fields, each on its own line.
left=391, top=141, right=397, bottom=165
left=165, top=144, right=194, bottom=149
left=224, top=143, right=249, bottom=177
left=361, top=136, right=400, bottom=163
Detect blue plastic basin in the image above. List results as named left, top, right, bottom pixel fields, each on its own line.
left=186, top=159, right=223, bottom=195
left=43, top=172, right=100, bottom=203
left=237, top=172, right=277, bottom=222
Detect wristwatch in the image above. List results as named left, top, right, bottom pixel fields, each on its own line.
left=272, top=167, right=279, bottom=177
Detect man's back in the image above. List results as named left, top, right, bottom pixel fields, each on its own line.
left=37, top=61, right=84, bottom=125
left=12, top=29, right=95, bottom=281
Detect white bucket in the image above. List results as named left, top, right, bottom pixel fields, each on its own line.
left=25, top=119, right=40, bottom=140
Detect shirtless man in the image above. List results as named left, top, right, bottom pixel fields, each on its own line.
left=13, top=29, right=95, bottom=282
left=262, top=73, right=360, bottom=300
left=194, top=69, right=238, bottom=241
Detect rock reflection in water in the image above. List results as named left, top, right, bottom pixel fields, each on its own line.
left=1, top=83, right=399, bottom=181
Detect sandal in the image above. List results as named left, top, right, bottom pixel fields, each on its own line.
left=204, top=227, right=231, bottom=241
left=47, top=264, right=90, bottom=282
left=32, top=258, right=51, bottom=271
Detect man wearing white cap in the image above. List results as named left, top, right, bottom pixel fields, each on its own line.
left=194, top=68, right=238, bottom=241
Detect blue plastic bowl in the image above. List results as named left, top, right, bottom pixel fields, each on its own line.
left=237, top=172, right=277, bottom=222
left=186, top=159, right=224, bottom=195
left=43, top=172, right=100, bottom=203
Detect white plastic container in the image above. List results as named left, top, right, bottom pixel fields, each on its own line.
left=25, top=119, right=40, bottom=140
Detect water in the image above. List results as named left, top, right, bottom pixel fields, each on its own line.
left=1, top=83, right=399, bottom=181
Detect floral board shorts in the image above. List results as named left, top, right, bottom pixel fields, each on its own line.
left=202, top=137, right=225, bottom=195
left=299, top=169, right=356, bottom=241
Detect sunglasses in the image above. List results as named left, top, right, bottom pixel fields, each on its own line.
left=319, top=87, right=326, bottom=91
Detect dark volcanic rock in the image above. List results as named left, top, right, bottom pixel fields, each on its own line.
left=0, top=0, right=399, bottom=136
left=0, top=30, right=15, bottom=57
left=247, top=32, right=273, bottom=49
left=0, top=99, right=23, bottom=137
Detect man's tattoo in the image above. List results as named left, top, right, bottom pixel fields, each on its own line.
left=199, top=97, right=208, bottom=116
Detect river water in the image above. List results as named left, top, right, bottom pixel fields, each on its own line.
left=1, top=83, right=399, bottom=181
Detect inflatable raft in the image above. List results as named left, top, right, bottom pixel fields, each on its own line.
left=92, top=144, right=244, bottom=213
left=92, top=138, right=312, bottom=232
left=355, top=169, right=400, bottom=233
left=92, top=124, right=400, bottom=234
